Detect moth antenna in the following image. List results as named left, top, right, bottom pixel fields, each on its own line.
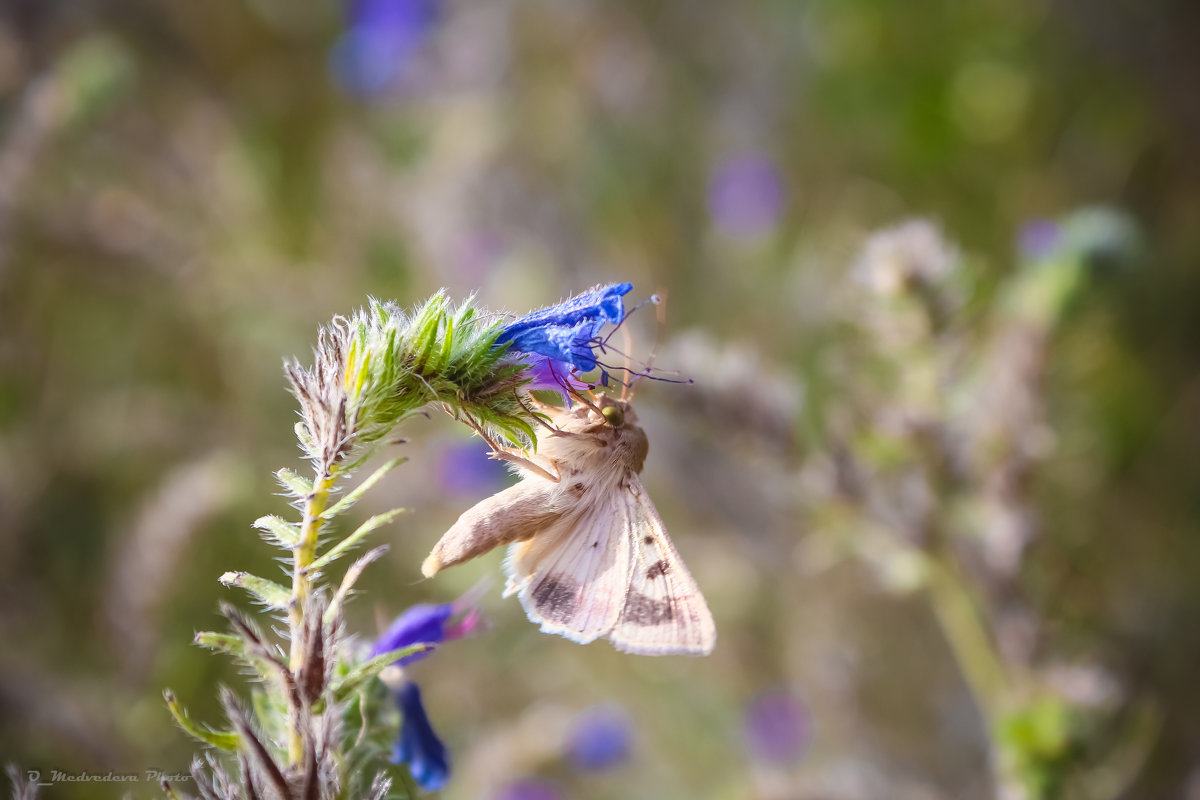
left=620, top=318, right=634, bottom=401
left=568, top=385, right=605, bottom=416
left=626, top=290, right=667, bottom=401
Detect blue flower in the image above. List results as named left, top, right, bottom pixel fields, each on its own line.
left=370, top=597, right=482, bottom=667
left=743, top=687, right=808, bottom=764
left=393, top=682, right=449, bottom=792
left=566, top=705, right=633, bottom=771
left=330, top=0, right=440, bottom=96
left=370, top=603, right=452, bottom=667
left=372, top=593, right=485, bottom=791
left=497, top=283, right=632, bottom=373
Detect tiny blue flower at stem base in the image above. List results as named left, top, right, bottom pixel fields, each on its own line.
left=393, top=681, right=450, bottom=792
left=370, top=603, right=452, bottom=667
left=370, top=595, right=483, bottom=667
left=497, top=283, right=632, bottom=372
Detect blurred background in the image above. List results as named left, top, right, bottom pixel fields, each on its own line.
left=2, top=0, right=1200, bottom=798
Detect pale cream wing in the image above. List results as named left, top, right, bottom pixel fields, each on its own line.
left=503, top=501, right=633, bottom=645
left=422, top=481, right=561, bottom=577
left=608, top=476, right=716, bottom=656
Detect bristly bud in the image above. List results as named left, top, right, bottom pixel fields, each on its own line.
left=298, top=594, right=329, bottom=707
left=284, top=292, right=537, bottom=476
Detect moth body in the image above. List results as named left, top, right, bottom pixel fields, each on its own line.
left=422, top=395, right=716, bottom=656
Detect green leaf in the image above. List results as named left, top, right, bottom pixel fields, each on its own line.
left=308, top=508, right=406, bottom=573
left=320, top=457, right=407, bottom=520
left=253, top=514, right=301, bottom=547
left=194, top=630, right=279, bottom=681
left=194, top=631, right=245, bottom=657
left=276, top=467, right=313, bottom=497
left=325, top=545, right=389, bottom=625
left=163, top=689, right=239, bottom=751
left=219, top=571, right=291, bottom=609
left=331, top=644, right=432, bottom=703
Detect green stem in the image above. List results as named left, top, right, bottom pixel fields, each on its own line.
left=288, top=468, right=337, bottom=766
left=925, top=554, right=1012, bottom=778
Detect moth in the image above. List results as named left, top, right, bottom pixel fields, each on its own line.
left=422, top=393, right=716, bottom=656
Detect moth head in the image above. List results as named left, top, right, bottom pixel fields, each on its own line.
left=601, top=403, right=624, bottom=427
left=594, top=395, right=636, bottom=428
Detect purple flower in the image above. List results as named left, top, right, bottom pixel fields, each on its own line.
left=330, top=0, right=440, bottom=96
left=743, top=688, right=808, bottom=764
left=523, top=355, right=594, bottom=407
left=1018, top=219, right=1061, bottom=262
left=493, top=778, right=564, bottom=800
left=393, top=682, right=449, bottom=792
left=567, top=705, right=633, bottom=771
left=436, top=440, right=510, bottom=497
left=708, top=154, right=786, bottom=239
left=496, top=283, right=632, bottom=373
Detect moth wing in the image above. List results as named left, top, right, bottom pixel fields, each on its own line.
left=422, top=480, right=562, bottom=578
left=608, top=476, right=716, bottom=656
left=504, top=500, right=632, bottom=645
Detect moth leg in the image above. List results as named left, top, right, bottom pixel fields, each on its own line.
left=489, top=446, right=562, bottom=483
left=454, top=407, right=562, bottom=482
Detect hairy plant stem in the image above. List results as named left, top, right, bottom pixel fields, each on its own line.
left=288, top=467, right=337, bottom=766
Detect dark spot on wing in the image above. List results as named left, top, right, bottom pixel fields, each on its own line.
left=532, top=575, right=578, bottom=623
left=621, top=593, right=674, bottom=626
left=643, top=535, right=654, bottom=545
left=646, top=560, right=670, bottom=579
left=569, top=482, right=586, bottom=497
left=591, top=541, right=599, bottom=548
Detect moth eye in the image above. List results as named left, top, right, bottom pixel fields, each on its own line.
left=601, top=404, right=624, bottom=427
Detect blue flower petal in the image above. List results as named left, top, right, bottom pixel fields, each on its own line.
left=370, top=603, right=453, bottom=666
left=393, top=682, right=450, bottom=792
left=497, top=283, right=632, bottom=372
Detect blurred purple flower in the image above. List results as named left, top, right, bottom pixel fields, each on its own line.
left=330, top=0, right=440, bottom=96
left=743, top=688, right=808, bottom=763
left=1018, top=219, right=1061, bottom=262
left=566, top=705, right=633, bottom=771
left=497, top=283, right=632, bottom=372
left=708, top=154, right=786, bottom=239
left=370, top=593, right=482, bottom=667
left=393, top=682, right=449, bottom=792
left=436, top=440, right=510, bottom=497
left=493, top=778, right=564, bottom=800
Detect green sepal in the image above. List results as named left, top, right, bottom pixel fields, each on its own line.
left=219, top=571, right=291, bottom=610
left=163, top=689, right=239, bottom=751
left=331, top=643, right=432, bottom=703
left=253, top=514, right=301, bottom=547
left=308, top=508, right=406, bottom=573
